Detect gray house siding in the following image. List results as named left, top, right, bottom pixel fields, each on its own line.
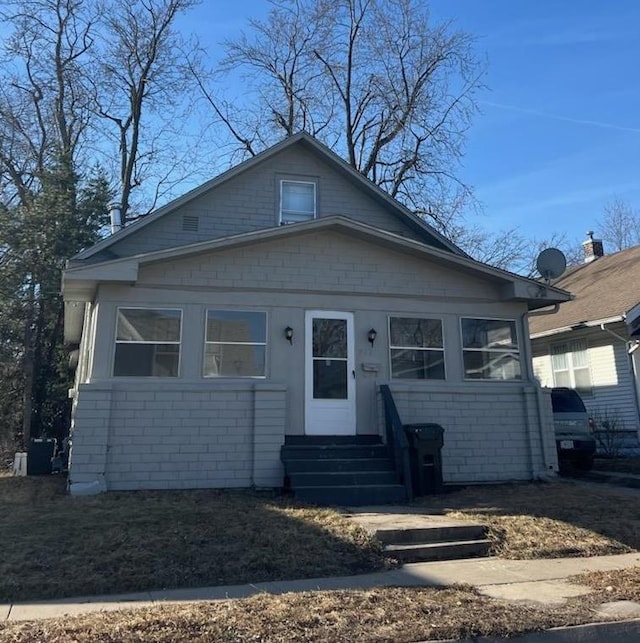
left=68, top=229, right=557, bottom=490
left=104, top=146, right=425, bottom=260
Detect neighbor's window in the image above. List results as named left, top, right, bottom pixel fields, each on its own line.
left=280, top=180, right=316, bottom=224
left=461, top=318, right=521, bottom=380
left=204, top=310, right=266, bottom=377
left=551, top=339, right=591, bottom=392
left=114, top=308, right=181, bottom=377
left=389, top=317, right=445, bottom=379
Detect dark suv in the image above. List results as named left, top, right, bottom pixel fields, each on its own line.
left=551, top=387, right=596, bottom=471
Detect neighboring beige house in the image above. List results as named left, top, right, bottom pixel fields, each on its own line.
left=530, top=236, right=640, bottom=452
left=62, top=133, right=569, bottom=500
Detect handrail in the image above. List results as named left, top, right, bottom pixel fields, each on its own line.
left=379, top=384, right=413, bottom=501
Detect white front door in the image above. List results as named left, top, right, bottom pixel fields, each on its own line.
left=305, top=311, right=356, bottom=435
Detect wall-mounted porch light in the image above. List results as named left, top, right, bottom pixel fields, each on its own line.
left=367, top=328, right=377, bottom=346
left=284, top=326, right=294, bottom=345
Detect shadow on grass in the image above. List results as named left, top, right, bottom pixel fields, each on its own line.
left=414, top=480, right=640, bottom=559
left=0, top=476, right=388, bottom=603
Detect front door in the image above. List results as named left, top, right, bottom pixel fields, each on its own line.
left=305, top=311, right=356, bottom=435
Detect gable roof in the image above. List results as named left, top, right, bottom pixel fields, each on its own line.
left=73, top=132, right=465, bottom=263
left=529, top=244, right=640, bottom=338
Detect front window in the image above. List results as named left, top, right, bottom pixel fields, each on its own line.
left=551, top=339, right=591, bottom=392
left=114, top=308, right=181, bottom=377
left=280, top=180, right=316, bottom=224
left=461, top=318, right=521, bottom=380
left=389, top=317, right=445, bottom=379
left=204, top=310, right=266, bottom=377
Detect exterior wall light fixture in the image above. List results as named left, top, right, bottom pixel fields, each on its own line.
left=285, top=326, right=294, bottom=344
left=368, top=328, right=377, bottom=346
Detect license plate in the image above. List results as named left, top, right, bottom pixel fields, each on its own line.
left=559, top=440, right=574, bottom=449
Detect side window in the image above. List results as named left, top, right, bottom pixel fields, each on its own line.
left=389, top=317, right=445, bottom=379
left=280, top=180, right=316, bottom=224
left=114, top=308, right=181, bottom=377
left=551, top=339, right=591, bottom=393
left=204, top=310, right=267, bottom=377
left=461, top=318, right=521, bottom=380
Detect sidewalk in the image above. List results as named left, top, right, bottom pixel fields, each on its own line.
left=3, top=552, right=640, bottom=623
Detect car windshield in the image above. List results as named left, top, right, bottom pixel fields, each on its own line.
left=551, top=388, right=587, bottom=413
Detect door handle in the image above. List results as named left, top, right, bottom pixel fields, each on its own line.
left=352, top=369, right=356, bottom=379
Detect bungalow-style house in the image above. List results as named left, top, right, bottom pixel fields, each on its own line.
left=530, top=235, right=640, bottom=452
left=62, top=132, right=569, bottom=501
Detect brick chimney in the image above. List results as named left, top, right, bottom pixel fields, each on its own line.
left=582, top=231, right=604, bottom=263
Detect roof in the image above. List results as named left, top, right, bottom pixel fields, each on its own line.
left=72, top=132, right=465, bottom=263
left=63, top=216, right=571, bottom=343
left=529, top=244, right=640, bottom=338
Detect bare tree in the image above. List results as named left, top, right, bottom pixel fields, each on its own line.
left=597, top=197, right=640, bottom=252
left=90, top=0, right=202, bottom=220
left=205, top=0, right=484, bottom=225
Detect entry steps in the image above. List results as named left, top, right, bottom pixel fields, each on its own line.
left=281, top=435, right=408, bottom=506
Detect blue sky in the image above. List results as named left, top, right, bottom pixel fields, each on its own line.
left=179, top=0, right=640, bottom=248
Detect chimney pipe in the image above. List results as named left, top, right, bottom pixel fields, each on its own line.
left=582, top=230, right=604, bottom=263
left=109, top=203, right=122, bottom=235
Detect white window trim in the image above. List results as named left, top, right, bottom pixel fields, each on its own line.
left=203, top=309, right=268, bottom=379
left=279, top=179, right=316, bottom=224
left=113, top=306, right=183, bottom=378
left=460, top=316, right=522, bottom=382
left=550, top=338, right=592, bottom=391
left=387, top=315, right=446, bottom=380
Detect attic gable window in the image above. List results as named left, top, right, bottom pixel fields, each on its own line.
left=280, top=180, right=316, bottom=224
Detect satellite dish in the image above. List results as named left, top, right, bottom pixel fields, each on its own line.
left=536, top=248, right=566, bottom=283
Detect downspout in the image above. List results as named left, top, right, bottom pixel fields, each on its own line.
left=521, top=310, right=556, bottom=476
left=600, top=322, right=640, bottom=431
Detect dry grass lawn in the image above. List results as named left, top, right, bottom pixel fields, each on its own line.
left=594, top=457, right=640, bottom=475
left=2, top=568, right=640, bottom=643
left=416, top=480, right=640, bottom=559
left=0, top=476, right=387, bottom=603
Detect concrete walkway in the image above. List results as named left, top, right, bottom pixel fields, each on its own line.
left=2, top=552, right=640, bottom=623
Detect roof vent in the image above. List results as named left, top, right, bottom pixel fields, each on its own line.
left=182, top=215, right=199, bottom=232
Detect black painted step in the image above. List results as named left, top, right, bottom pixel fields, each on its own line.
left=284, top=458, right=395, bottom=473
left=285, top=435, right=382, bottom=446
left=289, top=470, right=397, bottom=487
left=384, top=539, right=492, bottom=563
left=282, top=445, right=390, bottom=460
left=294, top=484, right=407, bottom=506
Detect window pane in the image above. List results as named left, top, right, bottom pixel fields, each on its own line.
left=206, top=311, right=266, bottom=343
left=390, top=317, right=442, bottom=348
left=554, top=371, right=571, bottom=387
left=551, top=346, right=568, bottom=370
left=282, top=181, right=315, bottom=216
left=204, top=344, right=265, bottom=377
left=462, top=319, right=518, bottom=350
left=391, top=349, right=445, bottom=379
left=114, top=344, right=179, bottom=377
left=570, top=340, right=589, bottom=368
left=313, top=359, right=347, bottom=399
left=463, top=350, right=521, bottom=380
left=573, top=368, right=591, bottom=390
left=117, top=308, right=181, bottom=342
left=313, top=319, right=347, bottom=358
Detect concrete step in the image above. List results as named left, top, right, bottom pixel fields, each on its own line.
left=294, top=484, right=408, bottom=506
left=375, top=524, right=487, bottom=545
left=284, top=435, right=382, bottom=446
left=284, top=457, right=395, bottom=474
left=289, top=470, right=398, bottom=487
left=384, top=538, right=492, bottom=563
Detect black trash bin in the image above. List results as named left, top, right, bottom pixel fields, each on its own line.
left=27, top=438, right=57, bottom=475
left=403, top=423, right=444, bottom=495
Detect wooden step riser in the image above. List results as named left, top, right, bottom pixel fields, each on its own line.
left=376, top=525, right=487, bottom=545
left=282, top=445, right=390, bottom=460
left=384, top=539, right=492, bottom=563
left=284, top=458, right=395, bottom=474
left=285, top=435, right=382, bottom=446
left=289, top=471, right=398, bottom=487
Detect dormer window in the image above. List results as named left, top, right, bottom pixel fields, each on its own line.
left=280, top=180, right=316, bottom=224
